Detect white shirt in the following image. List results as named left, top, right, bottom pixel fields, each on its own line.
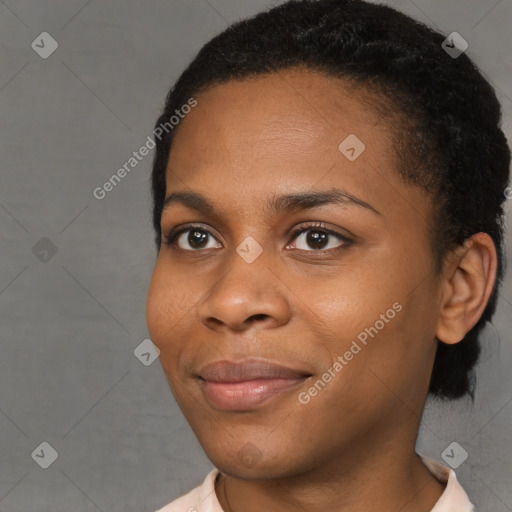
left=155, top=453, right=475, bottom=512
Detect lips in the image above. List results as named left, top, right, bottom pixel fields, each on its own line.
left=198, top=359, right=311, bottom=382
left=197, top=359, right=312, bottom=411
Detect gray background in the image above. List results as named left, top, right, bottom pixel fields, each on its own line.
left=0, top=0, right=511, bottom=510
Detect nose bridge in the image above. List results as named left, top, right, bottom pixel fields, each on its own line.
left=197, top=241, right=290, bottom=331
left=212, top=240, right=272, bottom=303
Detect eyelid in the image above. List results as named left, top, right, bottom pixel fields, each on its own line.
left=287, top=221, right=352, bottom=239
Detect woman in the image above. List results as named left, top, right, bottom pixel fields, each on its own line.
left=145, top=0, right=511, bottom=510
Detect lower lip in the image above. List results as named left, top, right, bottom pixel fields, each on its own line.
left=200, top=377, right=308, bottom=411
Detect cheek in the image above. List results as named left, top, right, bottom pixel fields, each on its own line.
left=302, top=256, right=428, bottom=371
left=146, top=263, right=196, bottom=400
left=314, top=284, right=437, bottom=414
left=145, top=258, right=196, bottom=352
left=301, top=263, right=397, bottom=335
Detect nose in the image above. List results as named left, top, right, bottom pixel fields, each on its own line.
left=197, top=251, right=292, bottom=333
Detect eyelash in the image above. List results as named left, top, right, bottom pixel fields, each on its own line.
left=162, top=221, right=353, bottom=254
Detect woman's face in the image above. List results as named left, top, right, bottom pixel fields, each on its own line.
left=146, top=67, right=445, bottom=478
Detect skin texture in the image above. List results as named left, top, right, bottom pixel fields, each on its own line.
left=146, top=67, right=497, bottom=512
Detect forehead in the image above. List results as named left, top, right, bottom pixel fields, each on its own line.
left=170, top=67, right=393, bottom=162
left=163, top=67, right=428, bottom=226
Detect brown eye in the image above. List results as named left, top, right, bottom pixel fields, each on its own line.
left=163, top=225, right=222, bottom=251
left=288, top=223, right=352, bottom=252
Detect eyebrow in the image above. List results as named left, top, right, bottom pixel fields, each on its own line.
left=161, top=188, right=381, bottom=217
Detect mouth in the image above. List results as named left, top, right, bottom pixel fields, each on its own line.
left=197, top=359, right=312, bottom=411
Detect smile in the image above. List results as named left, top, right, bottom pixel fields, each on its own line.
left=197, top=359, right=312, bottom=411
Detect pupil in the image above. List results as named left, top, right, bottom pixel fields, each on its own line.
left=189, top=230, right=208, bottom=248
left=307, top=231, right=327, bottom=249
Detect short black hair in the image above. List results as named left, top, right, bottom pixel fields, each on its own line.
left=150, top=0, right=511, bottom=400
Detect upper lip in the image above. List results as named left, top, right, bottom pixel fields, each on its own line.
left=198, top=359, right=312, bottom=383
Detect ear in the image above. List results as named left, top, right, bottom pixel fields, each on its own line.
left=436, top=232, right=498, bottom=345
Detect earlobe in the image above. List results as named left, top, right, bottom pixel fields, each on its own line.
left=435, top=232, right=497, bottom=345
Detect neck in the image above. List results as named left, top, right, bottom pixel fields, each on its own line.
left=215, top=433, right=445, bottom=512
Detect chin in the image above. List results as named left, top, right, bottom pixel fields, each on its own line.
left=202, top=440, right=308, bottom=481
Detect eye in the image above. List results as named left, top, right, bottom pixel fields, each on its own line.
left=287, top=222, right=352, bottom=252
left=163, top=224, right=222, bottom=251
left=162, top=221, right=353, bottom=253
